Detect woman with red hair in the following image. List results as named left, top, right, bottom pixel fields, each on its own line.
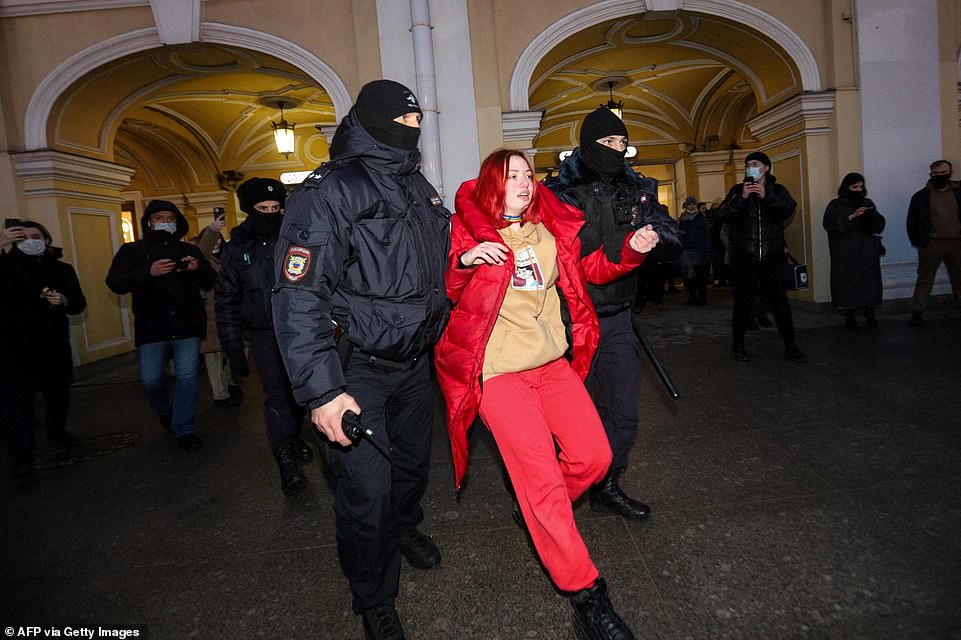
left=435, top=149, right=658, bottom=640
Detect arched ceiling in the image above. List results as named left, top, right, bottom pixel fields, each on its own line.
left=48, top=43, right=335, bottom=196
left=531, top=12, right=802, bottom=169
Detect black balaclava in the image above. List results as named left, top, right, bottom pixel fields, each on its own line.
left=838, top=172, right=866, bottom=206
left=579, top=107, right=629, bottom=178
left=355, top=80, right=422, bottom=151
left=237, top=177, right=287, bottom=238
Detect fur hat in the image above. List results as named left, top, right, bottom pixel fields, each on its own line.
left=237, top=178, right=287, bottom=215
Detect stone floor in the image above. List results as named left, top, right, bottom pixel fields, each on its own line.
left=2, top=290, right=960, bottom=639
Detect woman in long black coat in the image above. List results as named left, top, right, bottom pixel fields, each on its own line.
left=822, top=172, right=886, bottom=329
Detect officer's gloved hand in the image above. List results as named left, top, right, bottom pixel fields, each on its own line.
left=226, top=348, right=250, bottom=377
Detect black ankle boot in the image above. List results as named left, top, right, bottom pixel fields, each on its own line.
left=273, top=441, right=306, bottom=497
left=590, top=467, right=650, bottom=520
left=571, top=577, right=635, bottom=640
left=293, top=436, right=314, bottom=463
left=864, top=308, right=878, bottom=327
left=844, top=309, right=860, bottom=331
left=732, top=342, right=749, bottom=362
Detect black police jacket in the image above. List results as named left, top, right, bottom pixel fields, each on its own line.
left=718, top=175, right=797, bottom=261
left=105, top=209, right=216, bottom=346
left=272, top=109, right=451, bottom=407
left=545, top=146, right=681, bottom=306
left=214, top=220, right=278, bottom=351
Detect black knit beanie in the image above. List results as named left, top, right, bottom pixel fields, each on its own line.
left=579, top=108, right=628, bottom=149
left=355, top=80, right=422, bottom=150
left=745, top=151, right=771, bottom=168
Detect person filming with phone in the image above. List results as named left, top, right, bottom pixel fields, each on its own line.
left=1, top=219, right=87, bottom=481
left=718, top=152, right=806, bottom=363
left=106, top=200, right=216, bottom=451
left=822, top=173, right=886, bottom=330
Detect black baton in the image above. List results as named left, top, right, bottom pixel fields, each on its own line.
left=631, top=314, right=680, bottom=399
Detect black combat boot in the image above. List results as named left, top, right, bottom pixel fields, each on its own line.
left=292, top=436, right=314, bottom=463
left=571, top=577, right=635, bottom=640
left=844, top=309, right=860, bottom=331
left=273, top=441, right=306, bottom=497
left=589, top=467, right=650, bottom=520
left=362, top=603, right=406, bottom=640
left=864, top=308, right=878, bottom=327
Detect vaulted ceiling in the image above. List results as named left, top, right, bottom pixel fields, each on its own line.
left=530, top=12, right=802, bottom=170
left=48, top=43, right=334, bottom=196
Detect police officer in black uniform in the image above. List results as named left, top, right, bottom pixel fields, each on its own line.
left=271, top=80, right=450, bottom=640
left=215, top=177, right=314, bottom=497
left=545, top=107, right=681, bottom=522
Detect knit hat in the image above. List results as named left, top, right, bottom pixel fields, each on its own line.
left=237, top=177, right=287, bottom=215
left=356, top=80, right=421, bottom=121
left=354, top=80, right=422, bottom=151
left=745, top=151, right=771, bottom=168
left=579, top=108, right=629, bottom=149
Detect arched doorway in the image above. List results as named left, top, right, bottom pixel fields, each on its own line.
left=18, top=31, right=348, bottom=364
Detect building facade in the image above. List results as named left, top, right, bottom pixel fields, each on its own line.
left=1, top=0, right=958, bottom=363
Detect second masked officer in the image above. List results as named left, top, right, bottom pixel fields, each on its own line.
left=272, top=80, right=450, bottom=640
left=545, top=107, right=681, bottom=521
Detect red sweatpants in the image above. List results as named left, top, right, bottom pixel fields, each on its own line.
left=478, top=358, right=613, bottom=592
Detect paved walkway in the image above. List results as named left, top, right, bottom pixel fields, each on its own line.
left=2, top=292, right=959, bottom=639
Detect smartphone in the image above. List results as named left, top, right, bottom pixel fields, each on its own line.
left=4, top=218, right=23, bottom=229
left=213, top=207, right=226, bottom=221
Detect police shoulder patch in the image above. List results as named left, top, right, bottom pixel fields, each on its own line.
left=284, top=246, right=312, bottom=282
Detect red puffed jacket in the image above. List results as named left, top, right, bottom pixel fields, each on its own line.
left=435, top=179, right=647, bottom=490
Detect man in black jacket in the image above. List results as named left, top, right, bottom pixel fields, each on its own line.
left=718, top=152, right=806, bottom=363
left=545, top=107, right=681, bottom=522
left=106, top=200, right=216, bottom=450
left=215, top=177, right=313, bottom=497
left=272, top=80, right=449, bottom=639
left=905, top=160, right=961, bottom=326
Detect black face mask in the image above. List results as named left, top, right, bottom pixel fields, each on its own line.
left=248, top=212, right=283, bottom=238
left=582, top=142, right=626, bottom=178
left=357, top=109, right=421, bottom=151
left=931, top=175, right=951, bottom=189
left=845, top=189, right=865, bottom=206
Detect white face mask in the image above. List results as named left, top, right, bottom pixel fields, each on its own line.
left=17, top=238, right=46, bottom=256
left=745, top=166, right=762, bottom=181
left=151, top=222, right=178, bottom=234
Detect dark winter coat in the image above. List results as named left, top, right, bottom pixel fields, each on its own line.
left=544, top=146, right=681, bottom=305
left=215, top=219, right=278, bottom=352
left=718, top=175, right=797, bottom=261
left=105, top=208, right=216, bottom=346
left=906, top=181, right=961, bottom=248
left=435, top=179, right=644, bottom=489
left=822, top=196, right=885, bottom=308
left=0, top=245, right=86, bottom=347
left=678, top=211, right=711, bottom=267
left=272, top=108, right=451, bottom=408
